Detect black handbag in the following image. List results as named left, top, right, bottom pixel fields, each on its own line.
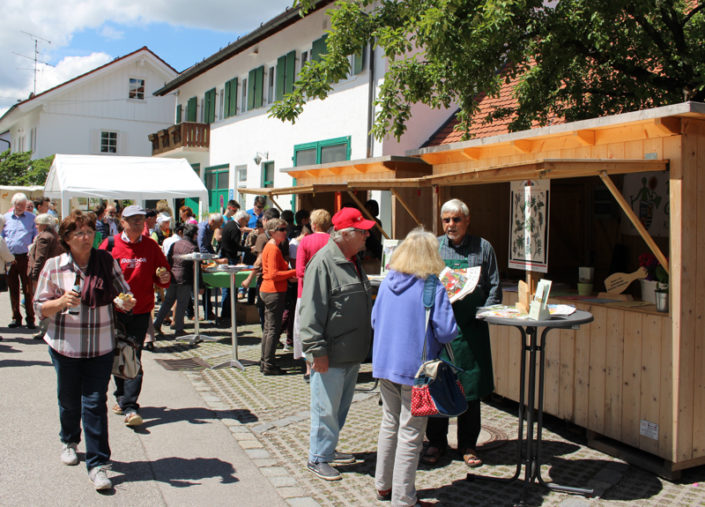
left=0, top=272, right=8, bottom=293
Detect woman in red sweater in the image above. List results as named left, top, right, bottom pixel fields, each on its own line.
left=260, top=218, right=296, bottom=375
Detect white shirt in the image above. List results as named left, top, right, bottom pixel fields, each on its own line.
left=162, top=234, right=180, bottom=257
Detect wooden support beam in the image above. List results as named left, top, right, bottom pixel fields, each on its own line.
left=653, top=118, right=681, bottom=136
left=390, top=188, right=423, bottom=228
left=574, top=130, right=596, bottom=146
left=512, top=139, right=534, bottom=153
left=269, top=195, right=284, bottom=212
left=599, top=171, right=669, bottom=274
left=462, top=147, right=483, bottom=159
left=345, top=190, right=390, bottom=239
left=353, top=164, right=369, bottom=173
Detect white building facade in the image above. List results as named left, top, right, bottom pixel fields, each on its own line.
left=0, top=47, right=177, bottom=160
left=153, top=1, right=450, bottom=225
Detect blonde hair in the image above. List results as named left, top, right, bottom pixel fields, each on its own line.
left=309, top=209, right=331, bottom=232
left=388, top=228, right=445, bottom=278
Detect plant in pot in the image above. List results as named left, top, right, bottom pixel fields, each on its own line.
left=654, top=265, right=669, bottom=312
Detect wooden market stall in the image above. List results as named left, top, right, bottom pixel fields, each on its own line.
left=250, top=102, right=705, bottom=476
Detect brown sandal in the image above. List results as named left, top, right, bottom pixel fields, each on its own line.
left=422, top=446, right=444, bottom=464
left=463, top=449, right=483, bottom=467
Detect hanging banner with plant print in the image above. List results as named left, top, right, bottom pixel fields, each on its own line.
left=509, top=179, right=550, bottom=273
left=620, top=172, right=669, bottom=237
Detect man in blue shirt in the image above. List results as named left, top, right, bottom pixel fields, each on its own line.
left=2, top=193, right=38, bottom=328
left=246, top=196, right=266, bottom=229
left=197, top=213, right=224, bottom=320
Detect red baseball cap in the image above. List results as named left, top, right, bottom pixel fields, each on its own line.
left=332, top=207, right=376, bottom=231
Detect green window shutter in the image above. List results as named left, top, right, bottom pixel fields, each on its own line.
left=247, top=69, right=256, bottom=110
left=352, top=44, right=365, bottom=75
left=204, top=88, right=216, bottom=124
left=186, top=97, right=197, bottom=122
left=224, top=78, right=237, bottom=118
left=275, top=55, right=286, bottom=101
left=285, top=50, right=296, bottom=94
left=254, top=66, right=264, bottom=108
left=311, top=35, right=328, bottom=62
left=176, top=104, right=182, bottom=124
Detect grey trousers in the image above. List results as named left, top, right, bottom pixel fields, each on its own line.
left=375, top=379, right=428, bottom=506
left=260, top=291, right=285, bottom=371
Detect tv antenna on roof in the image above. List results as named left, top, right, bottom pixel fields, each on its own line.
left=15, top=31, right=52, bottom=95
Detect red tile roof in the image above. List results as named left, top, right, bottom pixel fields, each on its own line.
left=424, top=69, right=564, bottom=146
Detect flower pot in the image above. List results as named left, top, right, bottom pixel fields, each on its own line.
left=655, top=290, right=669, bottom=313
left=640, top=279, right=658, bottom=304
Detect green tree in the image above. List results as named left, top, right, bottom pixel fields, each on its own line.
left=271, top=0, right=705, bottom=139
left=0, top=150, right=53, bottom=186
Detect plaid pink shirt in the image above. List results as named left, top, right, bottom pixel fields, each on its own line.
left=33, top=252, right=131, bottom=358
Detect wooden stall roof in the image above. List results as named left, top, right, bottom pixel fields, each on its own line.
left=412, top=101, right=705, bottom=165
left=282, top=155, right=430, bottom=179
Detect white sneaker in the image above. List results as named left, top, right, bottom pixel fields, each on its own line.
left=88, top=466, right=112, bottom=491
left=60, top=443, right=79, bottom=466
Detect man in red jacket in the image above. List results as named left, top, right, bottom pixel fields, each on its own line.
left=100, top=205, right=171, bottom=427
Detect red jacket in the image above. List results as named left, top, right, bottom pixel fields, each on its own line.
left=99, top=234, right=170, bottom=315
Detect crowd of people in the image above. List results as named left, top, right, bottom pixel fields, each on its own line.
left=2, top=192, right=502, bottom=505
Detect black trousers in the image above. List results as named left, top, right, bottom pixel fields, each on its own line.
left=426, top=399, right=481, bottom=452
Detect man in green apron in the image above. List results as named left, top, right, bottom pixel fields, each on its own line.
left=423, top=198, right=502, bottom=468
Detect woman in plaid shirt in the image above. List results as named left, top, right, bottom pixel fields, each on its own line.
left=34, top=210, right=135, bottom=491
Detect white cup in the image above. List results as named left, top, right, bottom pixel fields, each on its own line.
left=578, top=266, right=594, bottom=283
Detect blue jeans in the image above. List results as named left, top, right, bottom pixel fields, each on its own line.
left=49, top=347, right=113, bottom=470
left=154, top=283, right=192, bottom=333
left=113, top=312, right=150, bottom=413
left=309, top=363, right=360, bottom=463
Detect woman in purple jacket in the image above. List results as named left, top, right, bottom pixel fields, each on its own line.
left=371, top=229, right=458, bottom=506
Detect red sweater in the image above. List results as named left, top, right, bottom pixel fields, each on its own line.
left=295, top=233, right=329, bottom=297
left=261, top=242, right=295, bottom=293
left=99, top=234, right=170, bottom=315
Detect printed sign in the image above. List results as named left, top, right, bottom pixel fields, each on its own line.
left=509, top=179, right=550, bottom=273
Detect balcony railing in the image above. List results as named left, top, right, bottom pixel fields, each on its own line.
left=149, top=122, right=209, bottom=156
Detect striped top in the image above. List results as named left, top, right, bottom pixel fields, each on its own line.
left=33, top=252, right=131, bottom=358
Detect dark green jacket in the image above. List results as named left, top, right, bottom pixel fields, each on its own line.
left=438, top=234, right=502, bottom=400
left=300, top=239, right=372, bottom=367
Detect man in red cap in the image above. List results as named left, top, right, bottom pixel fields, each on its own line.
left=299, top=207, right=376, bottom=481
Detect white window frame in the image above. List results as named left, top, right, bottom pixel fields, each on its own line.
left=235, top=164, right=248, bottom=206
left=100, top=131, right=118, bottom=154
left=128, top=77, right=145, bottom=100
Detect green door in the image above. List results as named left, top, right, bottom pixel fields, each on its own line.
left=205, top=164, right=229, bottom=213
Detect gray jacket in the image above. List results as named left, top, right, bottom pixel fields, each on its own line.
left=299, top=239, right=372, bottom=367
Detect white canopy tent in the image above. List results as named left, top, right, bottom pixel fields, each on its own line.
left=44, top=154, right=208, bottom=217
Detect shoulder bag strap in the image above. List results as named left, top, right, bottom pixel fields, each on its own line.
left=421, top=275, right=437, bottom=362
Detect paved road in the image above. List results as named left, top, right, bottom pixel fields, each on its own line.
left=3, top=289, right=705, bottom=506
left=0, top=292, right=285, bottom=506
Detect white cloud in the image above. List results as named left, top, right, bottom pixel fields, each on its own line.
left=0, top=0, right=294, bottom=115
left=100, top=26, right=124, bottom=40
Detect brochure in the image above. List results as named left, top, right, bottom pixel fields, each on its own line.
left=439, top=266, right=481, bottom=303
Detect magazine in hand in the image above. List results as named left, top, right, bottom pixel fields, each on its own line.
left=439, top=266, right=481, bottom=303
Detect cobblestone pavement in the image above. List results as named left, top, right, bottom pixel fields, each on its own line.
left=149, top=316, right=705, bottom=506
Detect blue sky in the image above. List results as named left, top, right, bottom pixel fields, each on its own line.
left=0, top=0, right=295, bottom=115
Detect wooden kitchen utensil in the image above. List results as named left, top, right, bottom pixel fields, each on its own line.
left=603, top=266, right=648, bottom=294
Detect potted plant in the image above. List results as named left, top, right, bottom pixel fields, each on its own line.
left=639, top=252, right=668, bottom=304
left=654, top=264, right=669, bottom=312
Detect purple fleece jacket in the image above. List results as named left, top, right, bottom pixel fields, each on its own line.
left=371, top=270, right=458, bottom=386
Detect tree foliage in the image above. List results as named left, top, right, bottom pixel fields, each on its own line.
left=0, top=150, right=53, bottom=186
left=271, top=0, right=705, bottom=139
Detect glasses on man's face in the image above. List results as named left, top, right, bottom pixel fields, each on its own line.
left=71, top=230, right=95, bottom=239
left=276, top=227, right=288, bottom=232
left=442, top=216, right=463, bottom=224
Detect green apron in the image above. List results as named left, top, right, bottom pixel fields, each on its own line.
left=441, top=259, right=494, bottom=401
